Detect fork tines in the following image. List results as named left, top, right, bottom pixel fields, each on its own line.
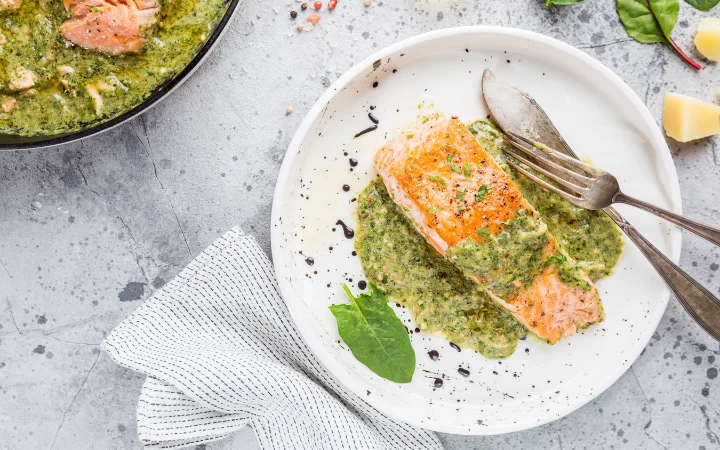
left=500, top=130, right=595, bottom=203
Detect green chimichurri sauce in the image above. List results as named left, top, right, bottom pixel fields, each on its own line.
left=355, top=120, right=624, bottom=358
left=0, top=0, right=228, bottom=136
left=356, top=179, right=526, bottom=359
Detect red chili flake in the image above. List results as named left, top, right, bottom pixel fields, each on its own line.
left=313, top=0, right=322, bottom=8
left=307, top=12, right=321, bottom=24
left=328, top=0, right=337, bottom=9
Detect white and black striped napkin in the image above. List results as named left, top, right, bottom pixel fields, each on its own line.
left=102, top=227, right=442, bottom=450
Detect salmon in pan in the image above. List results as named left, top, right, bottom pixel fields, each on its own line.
left=375, top=117, right=604, bottom=344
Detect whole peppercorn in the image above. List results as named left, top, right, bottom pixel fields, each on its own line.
left=290, top=10, right=298, bottom=18
left=301, top=2, right=308, bottom=10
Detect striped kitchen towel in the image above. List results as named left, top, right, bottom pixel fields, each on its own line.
left=102, top=227, right=442, bottom=450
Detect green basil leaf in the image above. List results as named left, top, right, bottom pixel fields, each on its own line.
left=329, top=283, right=416, bottom=383
left=686, top=0, right=719, bottom=11
left=617, top=0, right=675, bottom=44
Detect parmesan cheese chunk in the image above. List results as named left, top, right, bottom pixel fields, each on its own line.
left=663, top=92, right=720, bottom=143
left=694, top=18, right=720, bottom=62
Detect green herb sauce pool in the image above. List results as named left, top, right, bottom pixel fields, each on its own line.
left=354, top=120, right=624, bottom=358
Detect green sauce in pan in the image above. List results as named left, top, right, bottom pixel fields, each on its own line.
left=0, top=0, right=228, bottom=136
left=354, top=120, right=624, bottom=358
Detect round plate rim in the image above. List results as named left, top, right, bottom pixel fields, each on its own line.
left=271, top=25, right=682, bottom=435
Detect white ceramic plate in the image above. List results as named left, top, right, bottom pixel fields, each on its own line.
left=271, top=27, right=682, bottom=435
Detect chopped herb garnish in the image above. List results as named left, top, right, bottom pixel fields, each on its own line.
left=447, top=153, right=462, bottom=173
left=458, top=205, right=466, bottom=212
left=463, top=162, right=471, bottom=178
left=475, top=184, right=492, bottom=203
left=428, top=207, right=436, bottom=214
left=543, top=252, right=567, bottom=268
left=456, top=186, right=466, bottom=202
left=87, top=4, right=99, bottom=11
left=429, top=175, right=447, bottom=188
left=476, top=227, right=491, bottom=237
left=406, top=134, right=414, bottom=139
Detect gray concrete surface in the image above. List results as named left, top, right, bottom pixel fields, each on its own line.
left=2, top=0, right=720, bottom=449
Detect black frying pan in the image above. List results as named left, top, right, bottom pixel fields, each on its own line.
left=0, top=0, right=241, bottom=151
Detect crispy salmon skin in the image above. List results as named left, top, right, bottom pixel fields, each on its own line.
left=375, top=117, right=604, bottom=344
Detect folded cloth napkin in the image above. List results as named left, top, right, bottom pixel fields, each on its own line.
left=102, top=227, right=442, bottom=450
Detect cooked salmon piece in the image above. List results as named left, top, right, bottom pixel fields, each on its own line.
left=8, top=69, right=36, bottom=92
left=60, top=0, right=160, bottom=55
left=0, top=0, right=21, bottom=11
left=1, top=97, right=17, bottom=113
left=375, top=117, right=604, bottom=343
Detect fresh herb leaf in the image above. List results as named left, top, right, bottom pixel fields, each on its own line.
left=447, top=152, right=462, bottom=173
left=329, top=284, right=416, bottom=383
left=686, top=0, right=719, bottom=10
left=476, top=227, right=491, bottom=238
left=545, top=0, right=584, bottom=5
left=456, top=186, right=467, bottom=202
left=406, top=134, right=414, bottom=139
left=458, top=204, right=466, bottom=212
left=87, top=4, right=99, bottom=11
left=617, top=0, right=702, bottom=70
left=429, top=175, right=447, bottom=188
left=428, top=206, right=436, bottom=214
left=475, top=184, right=492, bottom=203
left=463, top=162, right=471, bottom=178
left=543, top=252, right=567, bottom=268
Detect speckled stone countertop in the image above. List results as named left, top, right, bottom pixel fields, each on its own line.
left=1, top=1, right=720, bottom=449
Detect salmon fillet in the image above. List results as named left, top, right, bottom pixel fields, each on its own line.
left=0, top=0, right=21, bottom=11
left=60, top=0, right=160, bottom=55
left=375, top=117, right=604, bottom=343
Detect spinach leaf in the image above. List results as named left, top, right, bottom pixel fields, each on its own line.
left=686, top=0, right=720, bottom=11
left=617, top=0, right=702, bottom=69
left=329, top=283, right=416, bottom=383
left=545, top=0, right=584, bottom=5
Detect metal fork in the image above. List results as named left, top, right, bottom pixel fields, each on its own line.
left=501, top=130, right=720, bottom=342
left=502, top=131, right=720, bottom=246
left=482, top=69, right=720, bottom=342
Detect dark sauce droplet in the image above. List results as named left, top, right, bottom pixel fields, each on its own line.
left=458, top=368, right=470, bottom=377
left=449, top=342, right=461, bottom=352
left=342, top=184, right=350, bottom=192
left=351, top=251, right=357, bottom=256
left=428, top=350, right=439, bottom=361
left=372, top=81, right=379, bottom=88
left=433, top=378, right=444, bottom=388
left=335, top=220, right=355, bottom=239
left=358, top=280, right=367, bottom=290
left=369, top=105, right=376, bottom=110
left=354, top=125, right=378, bottom=138
left=349, top=158, right=358, bottom=167
left=299, top=251, right=314, bottom=266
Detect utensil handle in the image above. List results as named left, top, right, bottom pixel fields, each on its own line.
left=615, top=192, right=720, bottom=247
left=615, top=218, right=720, bottom=342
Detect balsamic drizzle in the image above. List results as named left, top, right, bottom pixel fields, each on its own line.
left=335, top=220, right=355, bottom=239
left=368, top=112, right=379, bottom=124
left=354, top=125, right=378, bottom=138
